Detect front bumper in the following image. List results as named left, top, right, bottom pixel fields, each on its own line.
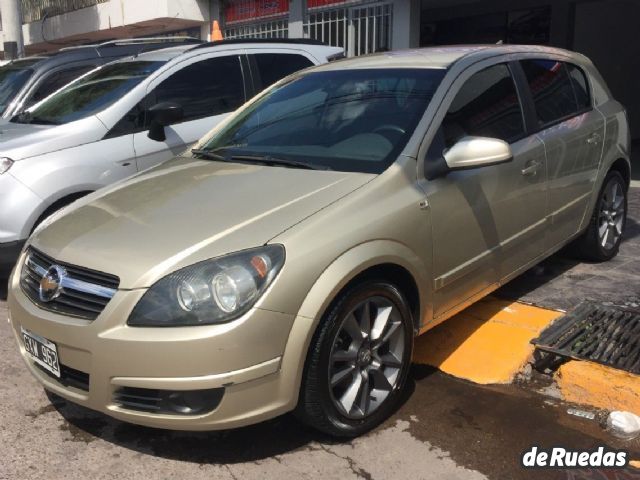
left=0, top=172, right=42, bottom=244
left=7, top=262, right=301, bottom=430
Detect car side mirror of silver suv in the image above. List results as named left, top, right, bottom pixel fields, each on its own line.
left=147, top=102, right=184, bottom=142
left=443, top=136, right=513, bottom=170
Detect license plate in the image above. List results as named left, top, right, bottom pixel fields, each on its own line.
left=21, top=327, right=60, bottom=378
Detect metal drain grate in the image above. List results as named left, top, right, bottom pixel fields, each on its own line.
left=532, top=301, right=640, bottom=374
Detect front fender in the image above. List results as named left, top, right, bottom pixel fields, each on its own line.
left=274, top=240, right=430, bottom=410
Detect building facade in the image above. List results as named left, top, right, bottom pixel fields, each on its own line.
left=0, top=0, right=637, bottom=138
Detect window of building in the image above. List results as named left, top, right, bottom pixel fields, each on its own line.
left=222, top=0, right=289, bottom=39
left=252, top=53, right=314, bottom=88
left=442, top=64, right=525, bottom=146
left=152, top=56, right=246, bottom=123
left=520, top=59, right=587, bottom=127
left=224, top=19, right=289, bottom=39
left=304, top=3, right=392, bottom=57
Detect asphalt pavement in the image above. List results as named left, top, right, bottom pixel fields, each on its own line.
left=1, top=168, right=639, bottom=479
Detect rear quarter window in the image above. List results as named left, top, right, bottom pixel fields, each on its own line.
left=566, top=63, right=591, bottom=111
left=253, top=53, right=314, bottom=89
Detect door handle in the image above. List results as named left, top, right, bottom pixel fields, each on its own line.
left=521, top=160, right=542, bottom=177
left=586, top=133, right=602, bottom=145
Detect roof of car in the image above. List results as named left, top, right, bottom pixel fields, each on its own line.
left=5, top=38, right=203, bottom=72
left=311, top=44, right=585, bottom=71
left=132, top=39, right=343, bottom=64
left=132, top=44, right=198, bottom=62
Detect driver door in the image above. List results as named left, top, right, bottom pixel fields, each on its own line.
left=420, top=62, right=548, bottom=319
left=132, top=52, right=249, bottom=172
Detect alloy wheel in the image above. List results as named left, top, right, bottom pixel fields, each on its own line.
left=328, top=296, right=405, bottom=419
left=598, top=178, right=625, bottom=250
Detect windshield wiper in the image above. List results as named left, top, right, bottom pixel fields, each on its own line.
left=230, top=154, right=329, bottom=171
left=27, top=117, right=59, bottom=125
left=192, top=148, right=329, bottom=171
left=11, top=112, right=58, bottom=125
left=191, top=148, right=225, bottom=161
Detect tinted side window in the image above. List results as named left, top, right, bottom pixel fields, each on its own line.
left=153, top=56, right=245, bottom=122
left=253, top=53, right=314, bottom=88
left=105, top=101, right=147, bottom=139
left=520, top=59, right=580, bottom=127
left=566, top=63, right=590, bottom=111
left=442, top=64, right=524, bottom=147
left=27, top=65, right=95, bottom=107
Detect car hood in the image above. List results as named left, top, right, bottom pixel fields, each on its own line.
left=30, top=157, right=374, bottom=289
left=0, top=117, right=106, bottom=160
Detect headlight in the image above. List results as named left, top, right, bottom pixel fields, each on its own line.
left=128, top=245, right=285, bottom=327
left=0, top=157, right=14, bottom=175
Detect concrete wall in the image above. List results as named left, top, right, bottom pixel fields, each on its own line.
left=419, top=0, right=639, bottom=140
left=392, top=0, right=421, bottom=49
left=15, top=0, right=209, bottom=53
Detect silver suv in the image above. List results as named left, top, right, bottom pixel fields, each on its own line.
left=0, top=40, right=342, bottom=276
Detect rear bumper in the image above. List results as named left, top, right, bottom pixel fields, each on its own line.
left=0, top=240, right=24, bottom=278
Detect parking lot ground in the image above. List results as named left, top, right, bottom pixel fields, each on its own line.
left=1, top=294, right=639, bottom=480
left=495, top=187, right=640, bottom=312
left=1, top=193, right=638, bottom=479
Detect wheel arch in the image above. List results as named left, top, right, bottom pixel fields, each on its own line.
left=277, top=240, right=430, bottom=411
left=609, top=157, right=631, bottom=189
left=30, top=190, right=94, bottom=234
left=296, top=240, right=429, bottom=333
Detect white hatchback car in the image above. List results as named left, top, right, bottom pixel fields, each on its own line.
left=0, top=39, right=343, bottom=276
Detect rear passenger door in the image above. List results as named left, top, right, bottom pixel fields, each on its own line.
left=519, top=59, right=605, bottom=250
left=133, top=52, right=249, bottom=172
left=247, top=51, right=315, bottom=91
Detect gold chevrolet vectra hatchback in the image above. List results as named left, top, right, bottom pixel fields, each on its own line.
left=8, top=46, right=631, bottom=437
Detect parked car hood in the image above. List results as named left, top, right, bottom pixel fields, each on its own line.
left=30, top=157, right=374, bottom=289
left=0, top=117, right=106, bottom=160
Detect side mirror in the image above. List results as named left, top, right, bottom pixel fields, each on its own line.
left=444, top=136, right=512, bottom=170
left=147, top=102, right=184, bottom=142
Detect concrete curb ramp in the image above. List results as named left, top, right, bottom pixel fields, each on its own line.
left=413, top=297, right=561, bottom=384
left=413, top=297, right=640, bottom=418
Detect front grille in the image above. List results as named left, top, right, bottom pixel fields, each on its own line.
left=20, top=248, right=119, bottom=320
left=114, top=387, right=164, bottom=412
left=114, top=386, right=224, bottom=415
left=35, top=363, right=90, bottom=391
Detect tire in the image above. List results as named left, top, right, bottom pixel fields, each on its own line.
left=295, top=279, right=414, bottom=437
left=576, top=170, right=627, bottom=262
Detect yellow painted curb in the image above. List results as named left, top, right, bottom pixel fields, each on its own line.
left=413, top=297, right=561, bottom=384
left=556, top=361, right=640, bottom=415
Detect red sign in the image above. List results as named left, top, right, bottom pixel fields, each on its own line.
left=225, top=0, right=289, bottom=23
left=307, top=0, right=346, bottom=8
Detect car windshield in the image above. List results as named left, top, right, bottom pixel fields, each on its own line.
left=196, top=68, right=446, bottom=174
left=13, top=60, right=165, bottom=125
left=0, top=59, right=41, bottom=115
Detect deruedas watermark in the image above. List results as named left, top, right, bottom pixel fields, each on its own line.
left=522, top=446, right=629, bottom=469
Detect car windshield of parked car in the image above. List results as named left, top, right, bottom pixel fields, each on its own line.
left=197, top=68, right=446, bottom=174
left=0, top=59, right=41, bottom=115
left=12, top=60, right=165, bottom=125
